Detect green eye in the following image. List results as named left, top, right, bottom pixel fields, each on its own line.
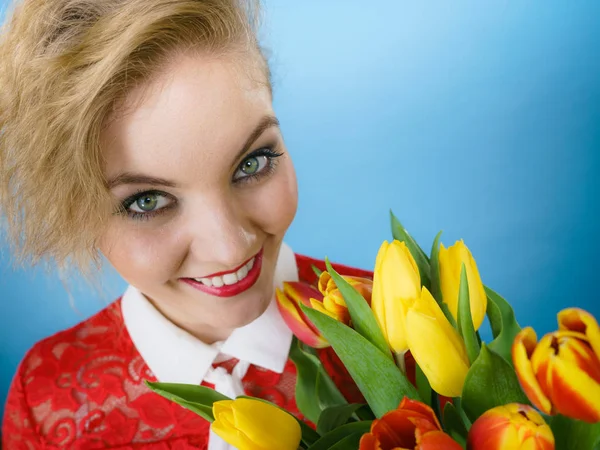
left=233, top=149, right=282, bottom=182
left=241, top=156, right=261, bottom=175
left=136, top=194, right=159, bottom=211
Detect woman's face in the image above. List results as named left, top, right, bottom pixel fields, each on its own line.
left=99, top=53, right=298, bottom=342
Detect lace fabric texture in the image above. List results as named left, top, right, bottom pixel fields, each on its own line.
left=2, top=254, right=372, bottom=449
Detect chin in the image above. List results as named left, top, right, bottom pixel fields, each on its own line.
left=228, top=272, right=275, bottom=328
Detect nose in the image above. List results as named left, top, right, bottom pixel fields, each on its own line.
left=185, top=193, right=257, bottom=271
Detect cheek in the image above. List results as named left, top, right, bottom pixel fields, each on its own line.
left=98, top=223, right=182, bottom=283
left=248, top=158, right=298, bottom=234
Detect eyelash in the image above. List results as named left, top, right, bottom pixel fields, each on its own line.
left=116, top=146, right=284, bottom=222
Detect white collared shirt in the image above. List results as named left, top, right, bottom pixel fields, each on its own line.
left=121, top=242, right=298, bottom=449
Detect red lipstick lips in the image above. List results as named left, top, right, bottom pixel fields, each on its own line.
left=181, top=248, right=263, bottom=298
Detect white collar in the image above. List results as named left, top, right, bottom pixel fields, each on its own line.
left=121, top=242, right=298, bottom=385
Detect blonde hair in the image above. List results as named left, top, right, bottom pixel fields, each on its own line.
left=0, top=0, right=267, bottom=287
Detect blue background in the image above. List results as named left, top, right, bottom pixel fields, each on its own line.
left=1, top=1, right=599, bottom=419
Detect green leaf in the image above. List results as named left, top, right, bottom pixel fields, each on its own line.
left=327, top=432, right=364, bottom=449
left=315, top=366, right=348, bottom=410
left=146, top=381, right=230, bottom=422
left=311, top=264, right=323, bottom=278
left=289, top=337, right=346, bottom=423
left=461, top=344, right=530, bottom=422
left=415, top=363, right=432, bottom=407
left=325, top=258, right=392, bottom=360
left=429, top=231, right=458, bottom=328
left=550, top=415, right=600, bottom=450
left=429, top=230, right=444, bottom=303
left=486, top=294, right=503, bottom=339
left=307, top=421, right=372, bottom=450
left=485, top=286, right=522, bottom=365
left=443, top=403, right=468, bottom=449
left=457, top=264, right=480, bottom=365
left=452, top=397, right=472, bottom=429
left=301, top=305, right=421, bottom=418
left=316, top=403, right=364, bottom=435
left=355, top=404, right=376, bottom=421
left=299, top=421, right=321, bottom=448
left=390, top=210, right=431, bottom=288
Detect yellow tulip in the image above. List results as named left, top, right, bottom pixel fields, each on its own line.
left=405, top=286, right=470, bottom=397
left=438, top=239, right=487, bottom=330
left=212, top=398, right=301, bottom=450
left=371, top=240, right=421, bottom=355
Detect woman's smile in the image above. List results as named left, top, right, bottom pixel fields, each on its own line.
left=180, top=247, right=264, bottom=297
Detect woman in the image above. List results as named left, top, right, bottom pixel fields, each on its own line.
left=0, top=0, right=372, bottom=448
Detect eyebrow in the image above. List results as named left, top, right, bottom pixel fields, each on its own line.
left=106, top=115, right=281, bottom=189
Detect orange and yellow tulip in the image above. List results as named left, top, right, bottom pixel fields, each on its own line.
left=438, top=240, right=487, bottom=330
left=512, top=308, right=600, bottom=423
left=275, top=281, right=329, bottom=348
left=212, top=398, right=301, bottom=450
left=359, top=397, right=462, bottom=450
left=311, top=271, right=373, bottom=325
left=467, top=403, right=554, bottom=450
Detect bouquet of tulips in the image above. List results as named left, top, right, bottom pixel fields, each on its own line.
left=148, top=212, right=600, bottom=450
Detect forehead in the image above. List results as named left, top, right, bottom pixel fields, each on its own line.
left=101, top=53, right=273, bottom=182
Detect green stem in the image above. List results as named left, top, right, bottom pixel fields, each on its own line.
left=453, top=397, right=472, bottom=428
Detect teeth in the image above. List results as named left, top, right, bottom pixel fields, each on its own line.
left=222, top=273, right=238, bottom=285
left=195, top=256, right=256, bottom=287
left=199, top=277, right=212, bottom=287
left=236, top=265, right=248, bottom=280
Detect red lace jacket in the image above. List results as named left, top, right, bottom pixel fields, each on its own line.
left=2, top=254, right=373, bottom=449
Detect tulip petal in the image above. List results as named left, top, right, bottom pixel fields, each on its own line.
left=540, top=344, right=600, bottom=423
left=558, top=308, right=600, bottom=362
left=318, top=271, right=332, bottom=294
left=384, top=241, right=421, bottom=299
left=399, top=397, right=442, bottom=430
left=467, top=404, right=554, bottom=450
left=405, top=287, right=470, bottom=397
left=284, top=281, right=323, bottom=307
left=372, top=241, right=408, bottom=353
left=468, top=414, right=519, bottom=450
left=553, top=334, right=600, bottom=384
left=439, top=240, right=487, bottom=330
left=371, top=241, right=389, bottom=336
left=373, top=241, right=421, bottom=354
left=371, top=410, right=418, bottom=448
left=358, top=432, right=381, bottom=450
left=227, top=398, right=302, bottom=449
left=275, top=288, right=329, bottom=348
left=416, top=429, right=463, bottom=449
left=438, top=243, right=460, bottom=320
left=212, top=401, right=251, bottom=449
left=463, top=242, right=487, bottom=330
left=512, top=328, right=553, bottom=414
left=310, top=297, right=343, bottom=322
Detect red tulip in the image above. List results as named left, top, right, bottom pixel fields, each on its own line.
left=275, top=282, right=329, bottom=348
left=359, top=397, right=462, bottom=450
left=512, top=308, right=600, bottom=423
left=467, top=403, right=554, bottom=450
